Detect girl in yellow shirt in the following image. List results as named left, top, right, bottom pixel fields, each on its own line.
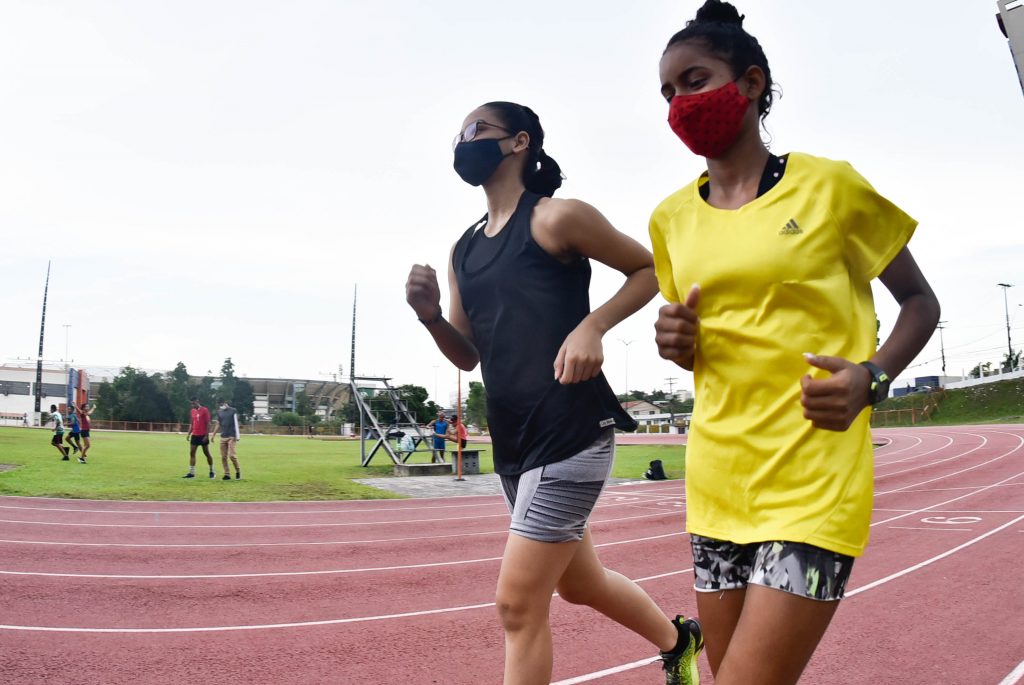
left=650, top=2, right=940, bottom=683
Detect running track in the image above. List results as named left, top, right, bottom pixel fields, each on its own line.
left=1, top=426, right=1022, bottom=684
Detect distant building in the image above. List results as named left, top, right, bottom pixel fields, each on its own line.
left=621, top=400, right=662, bottom=417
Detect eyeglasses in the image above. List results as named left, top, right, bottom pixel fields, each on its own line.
left=452, top=119, right=514, bottom=151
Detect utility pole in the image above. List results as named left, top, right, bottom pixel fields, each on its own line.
left=618, top=339, right=634, bottom=398
left=665, top=376, right=678, bottom=432
left=936, top=321, right=947, bottom=376
left=998, top=283, right=1014, bottom=368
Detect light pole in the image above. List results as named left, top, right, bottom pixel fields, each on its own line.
left=998, top=283, right=1014, bottom=368
left=618, top=339, right=633, bottom=398
left=432, top=365, right=439, bottom=405
left=62, top=324, right=72, bottom=406
left=936, top=321, right=947, bottom=376
left=665, top=376, right=678, bottom=432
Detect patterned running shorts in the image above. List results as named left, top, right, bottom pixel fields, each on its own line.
left=499, top=429, right=614, bottom=543
left=691, top=534, right=855, bottom=601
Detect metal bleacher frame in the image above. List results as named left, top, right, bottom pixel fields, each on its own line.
left=350, top=376, right=436, bottom=467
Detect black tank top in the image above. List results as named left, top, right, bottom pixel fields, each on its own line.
left=453, top=191, right=636, bottom=476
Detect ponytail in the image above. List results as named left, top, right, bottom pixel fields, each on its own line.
left=480, top=101, right=565, bottom=197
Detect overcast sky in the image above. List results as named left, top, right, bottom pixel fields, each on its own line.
left=2, top=0, right=1022, bottom=404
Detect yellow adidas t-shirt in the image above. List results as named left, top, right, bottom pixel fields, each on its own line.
left=649, top=152, right=916, bottom=557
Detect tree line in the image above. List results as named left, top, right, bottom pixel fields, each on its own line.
left=94, top=358, right=255, bottom=423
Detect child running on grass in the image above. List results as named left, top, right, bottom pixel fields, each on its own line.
left=407, top=101, right=702, bottom=685
left=649, top=2, right=940, bottom=683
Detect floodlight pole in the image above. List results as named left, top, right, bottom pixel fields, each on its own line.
left=34, top=262, right=51, bottom=418
left=998, top=283, right=1014, bottom=366
left=618, top=339, right=634, bottom=398
left=936, top=321, right=947, bottom=376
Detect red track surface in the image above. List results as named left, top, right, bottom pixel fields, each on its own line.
left=1, top=426, right=1023, bottom=684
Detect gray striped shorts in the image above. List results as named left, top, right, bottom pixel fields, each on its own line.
left=499, top=429, right=615, bottom=543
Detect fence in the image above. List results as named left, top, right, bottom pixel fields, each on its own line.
left=870, top=389, right=945, bottom=427
left=87, top=420, right=351, bottom=436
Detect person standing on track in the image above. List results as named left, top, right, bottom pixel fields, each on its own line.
left=407, top=101, right=702, bottom=685
left=209, top=397, right=241, bottom=481
left=183, top=396, right=215, bottom=479
left=649, top=3, right=940, bottom=683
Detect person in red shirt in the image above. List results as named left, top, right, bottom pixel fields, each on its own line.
left=184, top=397, right=215, bottom=479
left=447, top=414, right=468, bottom=449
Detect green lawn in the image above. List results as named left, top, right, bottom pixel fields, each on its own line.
left=874, top=377, right=1024, bottom=426
left=0, top=428, right=685, bottom=502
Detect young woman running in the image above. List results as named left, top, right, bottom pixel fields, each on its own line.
left=407, top=102, right=702, bottom=685
left=649, top=2, right=941, bottom=683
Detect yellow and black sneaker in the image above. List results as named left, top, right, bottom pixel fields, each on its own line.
left=660, top=615, right=703, bottom=685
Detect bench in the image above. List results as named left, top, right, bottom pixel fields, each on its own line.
left=393, top=462, right=455, bottom=477
left=449, top=449, right=481, bottom=475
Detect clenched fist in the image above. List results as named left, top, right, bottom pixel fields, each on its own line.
left=654, top=285, right=700, bottom=371
left=406, top=264, right=442, bottom=321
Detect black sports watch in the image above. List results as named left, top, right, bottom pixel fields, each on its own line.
left=859, top=361, right=891, bottom=405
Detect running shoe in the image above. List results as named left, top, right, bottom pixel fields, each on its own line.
left=235, top=472, right=241, bottom=480
left=661, top=615, right=703, bottom=685
left=61, top=455, right=70, bottom=461
left=208, top=471, right=215, bottom=479
left=78, top=457, right=86, bottom=464
left=223, top=475, right=231, bottom=481
left=182, top=473, right=195, bottom=478
left=72, top=445, right=79, bottom=454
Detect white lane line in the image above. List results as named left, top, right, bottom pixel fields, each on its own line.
left=875, top=433, right=985, bottom=479
left=876, top=432, right=1022, bottom=499
left=551, top=657, right=660, bottom=685
left=0, top=566, right=694, bottom=633
left=549, top=512, right=1024, bottom=684
left=870, top=433, right=923, bottom=458
left=0, top=496, right=682, bottom=529
left=0, top=509, right=681, bottom=549
left=0, top=485, right=681, bottom=516
left=888, top=526, right=973, bottom=532
left=996, top=658, right=1024, bottom=685
left=874, top=433, right=956, bottom=469
left=872, top=468, right=1024, bottom=528
left=0, top=531, right=686, bottom=579
left=848, top=513, right=1024, bottom=597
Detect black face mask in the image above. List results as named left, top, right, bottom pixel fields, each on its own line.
left=453, top=137, right=511, bottom=186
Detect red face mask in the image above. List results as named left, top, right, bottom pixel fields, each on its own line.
left=668, top=80, right=751, bottom=158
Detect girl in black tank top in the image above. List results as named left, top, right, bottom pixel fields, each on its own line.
left=405, top=101, right=700, bottom=684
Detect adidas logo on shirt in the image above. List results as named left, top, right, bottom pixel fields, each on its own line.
left=779, top=218, right=802, bottom=235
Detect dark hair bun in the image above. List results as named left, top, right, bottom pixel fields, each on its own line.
left=693, top=0, right=744, bottom=26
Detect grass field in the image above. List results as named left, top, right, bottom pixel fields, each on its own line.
left=0, top=427, right=685, bottom=502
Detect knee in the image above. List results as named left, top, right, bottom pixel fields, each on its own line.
left=494, top=590, right=545, bottom=634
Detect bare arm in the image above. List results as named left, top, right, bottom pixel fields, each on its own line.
left=801, top=247, right=940, bottom=430
left=405, top=244, right=480, bottom=371
left=532, top=199, right=660, bottom=384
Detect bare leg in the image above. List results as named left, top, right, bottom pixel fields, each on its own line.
left=556, top=528, right=678, bottom=651
left=201, top=443, right=213, bottom=470
left=54, top=441, right=68, bottom=458
left=695, top=588, right=746, bottom=675
left=495, top=534, right=581, bottom=685
left=81, top=436, right=90, bottom=458
left=188, top=443, right=198, bottom=469
left=715, top=585, right=840, bottom=685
